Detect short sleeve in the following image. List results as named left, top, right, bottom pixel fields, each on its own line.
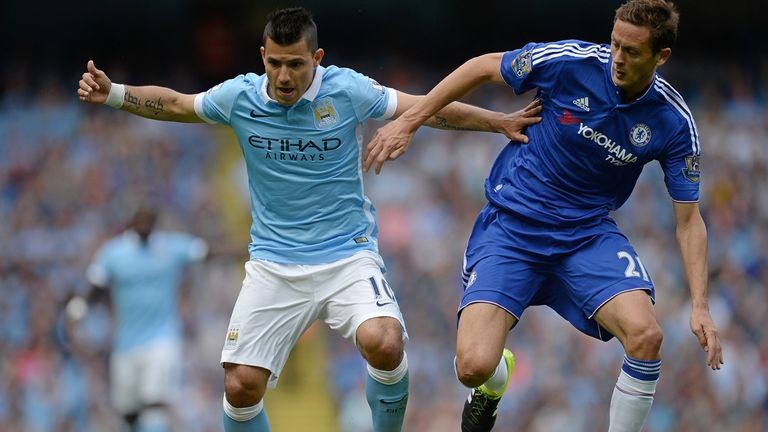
left=194, top=75, right=249, bottom=125
left=500, top=40, right=609, bottom=95
left=660, top=123, right=701, bottom=202
left=86, top=245, right=112, bottom=287
left=169, top=233, right=209, bottom=263
left=343, top=69, right=395, bottom=122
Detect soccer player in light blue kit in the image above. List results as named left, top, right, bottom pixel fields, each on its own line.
left=365, top=1, right=724, bottom=431
left=77, top=7, right=541, bottom=431
left=71, top=207, right=208, bottom=432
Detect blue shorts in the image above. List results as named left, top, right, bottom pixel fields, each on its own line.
left=459, top=204, right=655, bottom=341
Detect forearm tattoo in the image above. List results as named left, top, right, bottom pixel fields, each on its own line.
left=435, top=115, right=472, bottom=131
left=123, top=91, right=164, bottom=116
left=124, top=91, right=141, bottom=110
left=144, top=98, right=164, bottom=116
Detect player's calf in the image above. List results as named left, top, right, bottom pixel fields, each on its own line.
left=357, top=317, right=409, bottom=432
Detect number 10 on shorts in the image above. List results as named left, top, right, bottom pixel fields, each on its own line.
left=369, top=277, right=397, bottom=307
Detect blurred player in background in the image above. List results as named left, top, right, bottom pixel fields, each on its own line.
left=77, top=7, right=540, bottom=432
left=67, top=207, right=208, bottom=432
left=364, top=0, right=723, bottom=431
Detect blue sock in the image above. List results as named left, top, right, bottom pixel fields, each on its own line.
left=365, top=358, right=409, bottom=432
left=222, top=396, right=270, bottom=432
left=621, top=355, right=661, bottom=381
left=222, top=410, right=269, bottom=432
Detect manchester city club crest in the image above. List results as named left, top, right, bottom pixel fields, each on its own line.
left=312, top=97, right=339, bottom=128
left=629, top=123, right=652, bottom=147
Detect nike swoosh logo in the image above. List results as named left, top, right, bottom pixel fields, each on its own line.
left=376, top=300, right=393, bottom=307
left=250, top=110, right=270, bottom=118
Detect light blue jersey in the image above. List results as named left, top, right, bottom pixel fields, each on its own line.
left=194, top=65, right=396, bottom=264
left=87, top=231, right=208, bottom=352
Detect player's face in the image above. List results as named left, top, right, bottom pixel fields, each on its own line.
left=261, top=37, right=324, bottom=106
left=132, top=210, right=156, bottom=238
left=610, top=19, right=671, bottom=100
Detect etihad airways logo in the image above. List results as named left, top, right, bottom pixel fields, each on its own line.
left=577, top=123, right=638, bottom=166
left=247, top=134, right=341, bottom=162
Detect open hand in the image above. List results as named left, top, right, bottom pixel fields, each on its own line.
left=494, top=98, right=543, bottom=143
left=363, top=118, right=417, bottom=175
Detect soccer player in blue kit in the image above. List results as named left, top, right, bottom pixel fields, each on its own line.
left=365, top=0, right=724, bottom=431
left=77, top=7, right=540, bottom=432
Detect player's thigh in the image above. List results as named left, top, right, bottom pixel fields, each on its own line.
left=593, top=289, right=658, bottom=345
left=139, top=341, right=183, bottom=405
left=110, top=350, right=142, bottom=414
left=221, top=260, right=318, bottom=389
left=456, top=303, right=517, bottom=367
left=459, top=254, right=545, bottom=332
left=318, top=252, right=407, bottom=347
left=558, top=230, right=655, bottom=326
left=457, top=254, right=542, bottom=363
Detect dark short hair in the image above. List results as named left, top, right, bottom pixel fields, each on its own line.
left=263, top=7, right=318, bottom=52
left=615, top=0, right=679, bottom=53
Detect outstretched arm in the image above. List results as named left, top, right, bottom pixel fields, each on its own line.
left=364, top=53, right=507, bottom=174
left=673, top=201, right=723, bottom=370
left=393, top=91, right=540, bottom=140
left=78, top=60, right=203, bottom=123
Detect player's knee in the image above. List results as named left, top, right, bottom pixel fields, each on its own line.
left=223, top=363, right=268, bottom=407
left=357, top=319, right=404, bottom=369
left=455, top=355, right=496, bottom=388
left=625, top=322, right=663, bottom=358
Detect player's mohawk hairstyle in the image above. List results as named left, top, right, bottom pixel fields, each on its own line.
left=615, top=0, right=679, bottom=52
left=263, top=7, right=319, bottom=52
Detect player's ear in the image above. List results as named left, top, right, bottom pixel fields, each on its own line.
left=313, top=48, right=324, bottom=66
left=655, top=47, right=671, bottom=67
left=260, top=46, right=266, bottom=61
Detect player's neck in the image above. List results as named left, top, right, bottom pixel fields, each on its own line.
left=621, top=81, right=651, bottom=104
left=620, top=76, right=654, bottom=104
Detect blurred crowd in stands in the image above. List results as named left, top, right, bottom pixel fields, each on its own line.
left=1, top=59, right=766, bottom=432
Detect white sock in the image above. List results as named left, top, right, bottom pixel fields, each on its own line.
left=367, top=352, right=408, bottom=385
left=609, top=370, right=657, bottom=432
left=482, top=355, right=509, bottom=393
left=223, top=395, right=263, bottom=422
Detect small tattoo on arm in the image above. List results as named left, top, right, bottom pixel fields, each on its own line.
left=124, top=91, right=141, bottom=109
left=435, top=116, right=471, bottom=131
left=144, top=98, right=164, bottom=116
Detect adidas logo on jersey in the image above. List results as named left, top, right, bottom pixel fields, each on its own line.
left=573, top=97, right=590, bottom=112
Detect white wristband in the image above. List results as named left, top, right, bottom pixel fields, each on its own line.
left=105, top=83, right=125, bottom=109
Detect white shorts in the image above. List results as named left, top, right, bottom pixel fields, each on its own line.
left=110, top=340, right=182, bottom=414
left=221, top=251, right=408, bottom=388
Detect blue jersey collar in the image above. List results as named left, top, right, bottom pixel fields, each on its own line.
left=607, top=61, right=658, bottom=106
left=259, top=65, right=326, bottom=104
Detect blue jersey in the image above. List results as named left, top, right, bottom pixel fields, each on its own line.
left=194, top=65, right=396, bottom=264
left=87, top=231, right=208, bottom=352
left=493, top=40, right=701, bottom=225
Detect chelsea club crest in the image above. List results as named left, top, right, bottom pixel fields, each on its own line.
left=629, top=123, right=652, bottom=147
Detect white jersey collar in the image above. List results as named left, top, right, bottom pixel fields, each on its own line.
left=259, top=65, right=325, bottom=104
